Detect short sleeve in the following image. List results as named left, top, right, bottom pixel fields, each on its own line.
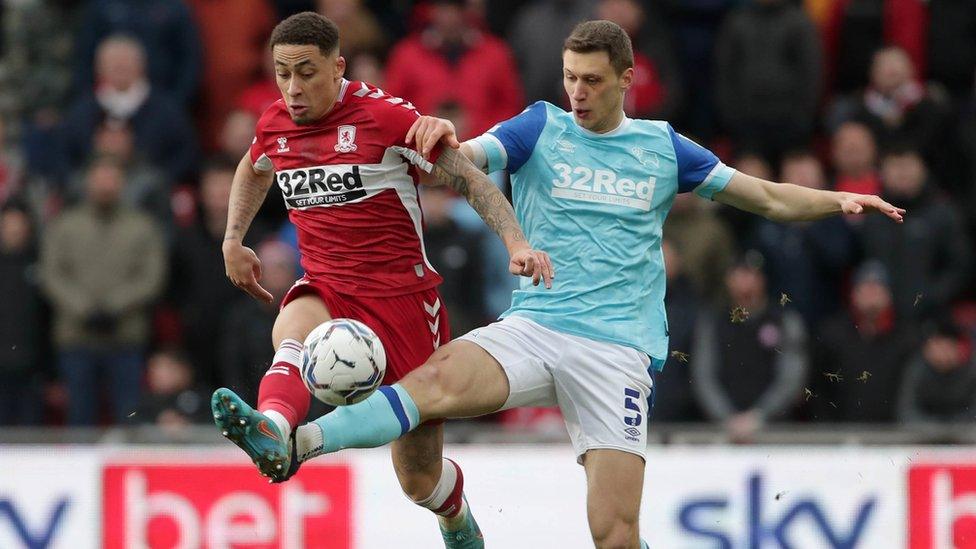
left=470, top=101, right=547, bottom=173
left=249, top=124, right=272, bottom=172
left=667, top=124, right=735, bottom=199
left=368, top=86, right=444, bottom=173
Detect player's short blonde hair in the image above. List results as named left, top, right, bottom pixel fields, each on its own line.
left=563, top=20, right=635, bottom=76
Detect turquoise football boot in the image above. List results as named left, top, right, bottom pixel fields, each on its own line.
left=211, top=387, right=294, bottom=482
left=440, top=496, right=484, bottom=549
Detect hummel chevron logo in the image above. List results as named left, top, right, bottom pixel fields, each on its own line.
left=424, top=299, right=441, bottom=317
left=427, top=317, right=440, bottom=334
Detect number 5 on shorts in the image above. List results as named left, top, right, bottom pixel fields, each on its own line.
left=623, top=388, right=642, bottom=427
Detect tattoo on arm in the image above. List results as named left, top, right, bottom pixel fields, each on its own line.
left=225, top=164, right=274, bottom=242
left=431, top=147, right=526, bottom=247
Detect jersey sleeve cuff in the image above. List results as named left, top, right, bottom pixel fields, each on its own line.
left=390, top=146, right=435, bottom=173
left=470, top=134, right=508, bottom=173
left=253, top=153, right=273, bottom=173
left=693, top=163, right=736, bottom=200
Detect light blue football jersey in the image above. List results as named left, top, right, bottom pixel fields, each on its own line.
left=470, top=101, right=735, bottom=367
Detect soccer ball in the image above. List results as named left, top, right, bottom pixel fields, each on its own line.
left=300, top=319, right=387, bottom=406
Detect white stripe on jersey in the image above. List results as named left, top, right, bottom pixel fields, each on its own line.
left=381, top=147, right=438, bottom=275
left=390, top=146, right=434, bottom=173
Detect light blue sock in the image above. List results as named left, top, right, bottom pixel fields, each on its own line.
left=313, top=384, right=421, bottom=453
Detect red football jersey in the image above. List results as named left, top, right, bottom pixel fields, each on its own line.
left=249, top=79, right=445, bottom=297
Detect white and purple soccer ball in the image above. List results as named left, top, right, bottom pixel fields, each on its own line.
left=300, top=319, right=387, bottom=406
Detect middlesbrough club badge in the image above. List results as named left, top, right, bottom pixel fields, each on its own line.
left=334, top=125, right=358, bottom=153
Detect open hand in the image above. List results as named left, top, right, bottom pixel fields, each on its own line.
left=223, top=240, right=274, bottom=304
left=839, top=193, right=905, bottom=223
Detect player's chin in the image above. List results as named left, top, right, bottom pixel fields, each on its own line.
left=291, top=115, right=314, bottom=126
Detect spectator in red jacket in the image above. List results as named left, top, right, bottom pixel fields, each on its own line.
left=384, top=0, right=524, bottom=137
left=831, top=121, right=881, bottom=196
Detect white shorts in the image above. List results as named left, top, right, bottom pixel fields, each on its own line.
left=459, top=315, right=655, bottom=463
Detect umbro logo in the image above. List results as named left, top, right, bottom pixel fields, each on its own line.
left=277, top=137, right=290, bottom=153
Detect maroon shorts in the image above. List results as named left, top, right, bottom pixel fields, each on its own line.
left=281, top=278, right=450, bottom=384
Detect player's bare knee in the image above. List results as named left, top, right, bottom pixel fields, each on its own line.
left=402, top=360, right=451, bottom=411
left=591, top=516, right=639, bottom=549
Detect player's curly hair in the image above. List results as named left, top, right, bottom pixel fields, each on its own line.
left=564, top=20, right=634, bottom=76
left=269, top=12, right=340, bottom=56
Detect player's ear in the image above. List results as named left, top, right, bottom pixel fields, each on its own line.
left=619, top=67, right=635, bottom=91
left=334, top=55, right=346, bottom=79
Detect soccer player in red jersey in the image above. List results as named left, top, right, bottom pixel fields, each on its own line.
left=211, top=12, right=552, bottom=548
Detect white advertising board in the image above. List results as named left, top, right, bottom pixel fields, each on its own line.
left=2, top=444, right=976, bottom=548
left=0, top=448, right=101, bottom=549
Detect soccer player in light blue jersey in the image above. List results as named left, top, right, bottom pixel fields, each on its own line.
left=264, top=20, right=905, bottom=548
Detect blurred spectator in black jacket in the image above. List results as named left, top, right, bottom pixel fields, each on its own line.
left=654, top=238, right=702, bottom=422
left=171, top=156, right=251, bottom=388
left=898, top=316, right=976, bottom=424
left=421, top=184, right=487, bottom=337
left=749, top=151, right=855, bottom=329
left=219, top=240, right=299, bottom=397
left=137, top=347, right=211, bottom=431
left=926, top=0, right=976, bottom=102
left=659, top=0, right=736, bottom=139
left=0, top=201, right=43, bottom=425
left=859, top=145, right=972, bottom=322
left=811, top=261, right=917, bottom=422
left=692, top=251, right=808, bottom=442
left=714, top=0, right=822, bottom=160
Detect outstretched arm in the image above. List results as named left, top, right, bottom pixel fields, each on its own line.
left=427, top=146, right=554, bottom=288
left=222, top=153, right=276, bottom=303
left=714, top=171, right=905, bottom=223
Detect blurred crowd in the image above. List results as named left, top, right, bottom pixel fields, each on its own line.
left=0, top=0, right=974, bottom=440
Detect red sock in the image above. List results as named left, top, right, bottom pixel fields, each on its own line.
left=414, top=458, right=465, bottom=518
left=257, top=338, right=309, bottom=428
left=434, top=459, right=465, bottom=518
